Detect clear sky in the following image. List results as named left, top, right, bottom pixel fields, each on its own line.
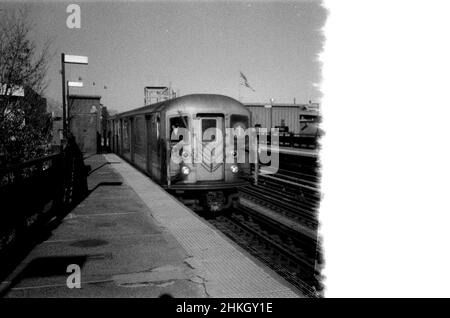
left=5, top=0, right=325, bottom=112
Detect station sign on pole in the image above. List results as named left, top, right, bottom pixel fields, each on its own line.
left=64, top=55, right=88, bottom=65
left=67, top=81, right=83, bottom=87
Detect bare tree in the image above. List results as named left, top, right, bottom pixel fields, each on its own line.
left=0, top=8, right=53, bottom=165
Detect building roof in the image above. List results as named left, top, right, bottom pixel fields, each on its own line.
left=245, top=102, right=320, bottom=116
left=244, top=102, right=318, bottom=108
left=68, top=94, right=102, bottom=100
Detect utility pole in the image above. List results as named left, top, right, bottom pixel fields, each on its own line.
left=60, top=53, right=88, bottom=140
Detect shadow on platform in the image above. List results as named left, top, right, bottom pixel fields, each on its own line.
left=0, top=136, right=123, bottom=296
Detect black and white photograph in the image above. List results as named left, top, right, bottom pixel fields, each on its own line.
left=0, top=0, right=324, bottom=301
left=1, top=0, right=450, bottom=305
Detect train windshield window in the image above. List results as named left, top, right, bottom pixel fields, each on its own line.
left=202, top=119, right=217, bottom=142
left=170, top=116, right=188, bottom=141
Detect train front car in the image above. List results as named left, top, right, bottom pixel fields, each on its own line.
left=165, top=94, right=251, bottom=213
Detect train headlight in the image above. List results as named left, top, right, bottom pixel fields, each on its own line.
left=230, top=164, right=239, bottom=173
left=181, top=166, right=190, bottom=175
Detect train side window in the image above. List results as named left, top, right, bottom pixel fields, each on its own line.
left=230, top=115, right=249, bottom=130
left=156, top=115, right=160, bottom=140
left=154, top=115, right=160, bottom=156
left=202, top=119, right=217, bottom=142
left=230, top=115, right=249, bottom=139
left=170, top=116, right=188, bottom=142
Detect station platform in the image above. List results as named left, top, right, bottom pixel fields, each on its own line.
left=1, top=154, right=301, bottom=298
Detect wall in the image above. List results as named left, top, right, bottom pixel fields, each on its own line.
left=68, top=95, right=102, bottom=154
left=245, top=103, right=319, bottom=134
left=245, top=105, right=301, bottom=133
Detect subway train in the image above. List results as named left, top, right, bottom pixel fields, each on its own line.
left=107, top=94, right=252, bottom=213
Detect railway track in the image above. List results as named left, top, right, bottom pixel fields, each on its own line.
left=226, top=165, right=322, bottom=296
left=239, top=185, right=318, bottom=230
left=209, top=204, right=323, bottom=298
left=272, top=168, right=319, bottom=186
left=239, top=164, right=320, bottom=227
left=185, top=174, right=323, bottom=296
left=186, top=163, right=322, bottom=297
left=256, top=174, right=319, bottom=205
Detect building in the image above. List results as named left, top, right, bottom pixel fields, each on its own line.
left=244, top=102, right=320, bottom=134
left=0, top=84, right=50, bottom=164
left=68, top=94, right=102, bottom=154
left=0, top=85, right=47, bottom=122
left=0, top=84, right=48, bottom=135
left=144, top=86, right=177, bottom=105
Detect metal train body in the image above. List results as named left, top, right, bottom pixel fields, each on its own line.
left=108, top=94, right=251, bottom=212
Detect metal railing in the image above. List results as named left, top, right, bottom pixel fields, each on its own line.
left=0, top=149, right=86, bottom=254
left=257, top=131, right=318, bottom=149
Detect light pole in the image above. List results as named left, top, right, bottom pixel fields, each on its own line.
left=264, top=98, right=275, bottom=130
left=61, top=53, right=88, bottom=140
left=269, top=98, right=274, bottom=129
left=61, top=54, right=66, bottom=139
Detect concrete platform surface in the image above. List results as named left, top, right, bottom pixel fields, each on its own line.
left=1, top=154, right=301, bottom=298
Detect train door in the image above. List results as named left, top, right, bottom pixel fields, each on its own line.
left=130, top=117, right=135, bottom=163
left=194, top=116, right=224, bottom=181
left=119, top=119, right=123, bottom=155
left=167, top=115, right=190, bottom=180
left=145, top=115, right=152, bottom=175
left=114, top=119, right=119, bottom=153
left=122, top=118, right=131, bottom=161
left=109, top=120, right=113, bottom=152
left=147, top=114, right=161, bottom=181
